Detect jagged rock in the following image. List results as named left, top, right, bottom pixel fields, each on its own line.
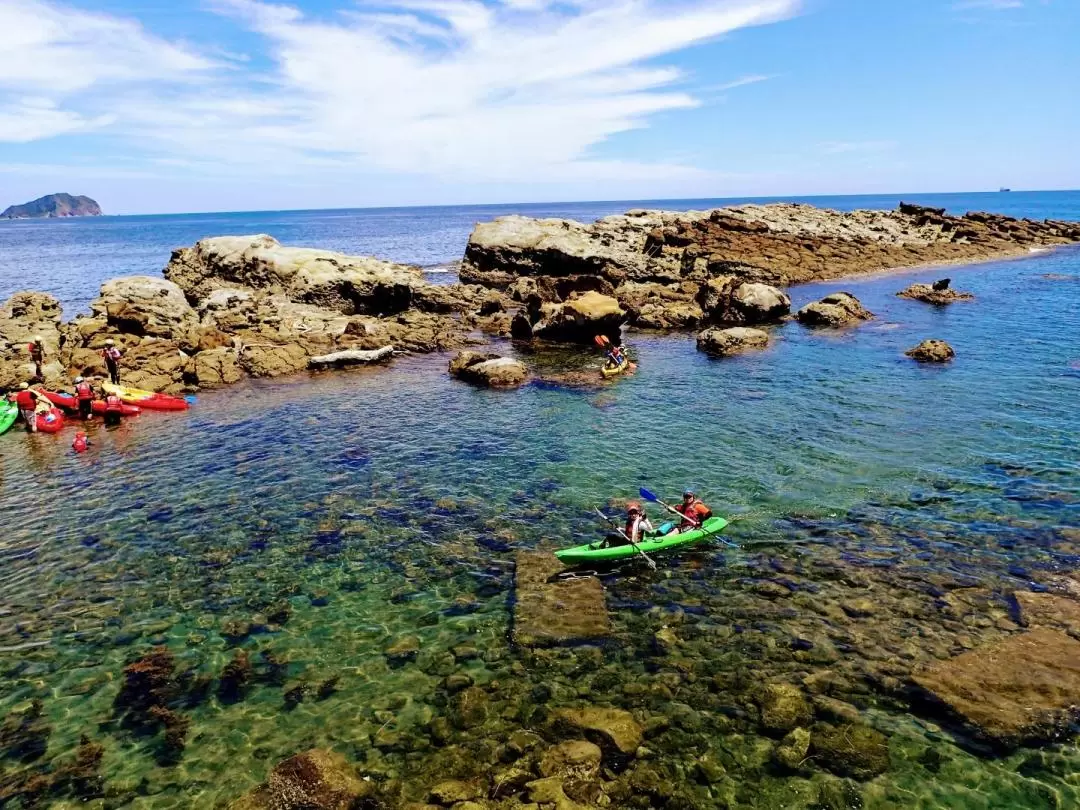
left=527, top=291, right=626, bottom=344
left=538, top=741, right=602, bottom=780
left=810, top=723, right=889, bottom=780
left=239, top=342, right=310, bottom=378
left=897, top=282, right=974, bottom=305
left=164, top=234, right=424, bottom=314
left=728, top=282, right=792, bottom=323
left=191, top=347, right=243, bottom=387
left=912, top=628, right=1080, bottom=748
left=228, top=748, right=375, bottom=809
left=757, top=683, right=813, bottom=735
left=553, top=707, right=643, bottom=757
left=906, top=339, right=955, bottom=363
left=696, top=327, right=770, bottom=357
left=796, top=292, right=873, bottom=327
left=90, top=277, right=199, bottom=340
left=0, top=292, right=64, bottom=386
left=308, top=346, right=394, bottom=368
left=449, top=351, right=527, bottom=388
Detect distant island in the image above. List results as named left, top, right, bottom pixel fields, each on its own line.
left=1, top=193, right=102, bottom=219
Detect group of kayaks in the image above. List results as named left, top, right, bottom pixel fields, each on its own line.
left=0, top=382, right=190, bottom=438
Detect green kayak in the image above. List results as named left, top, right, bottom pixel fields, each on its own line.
left=555, top=516, right=729, bottom=564
left=0, top=401, right=18, bottom=436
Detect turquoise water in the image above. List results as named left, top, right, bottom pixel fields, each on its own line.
left=1, top=196, right=1080, bottom=807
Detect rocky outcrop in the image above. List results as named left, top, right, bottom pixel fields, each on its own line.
left=912, top=627, right=1080, bottom=748
left=897, top=280, right=974, bottom=305
left=0, top=292, right=64, bottom=387
left=449, top=351, right=527, bottom=388
left=2, top=193, right=101, bottom=219
left=696, top=327, right=770, bottom=357
left=797, top=292, right=873, bottom=327
left=91, top=277, right=200, bottom=341
left=906, top=339, right=955, bottom=363
left=462, top=203, right=1080, bottom=299
left=511, top=291, right=626, bottom=344
left=228, top=748, right=375, bottom=809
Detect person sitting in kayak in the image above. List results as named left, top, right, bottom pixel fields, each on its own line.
left=74, top=376, right=95, bottom=420
left=102, top=388, right=124, bottom=427
left=603, top=501, right=653, bottom=547
left=672, top=490, right=712, bottom=533
left=102, top=339, right=122, bottom=385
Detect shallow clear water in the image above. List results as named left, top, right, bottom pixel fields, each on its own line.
left=1, top=196, right=1080, bottom=808
left=2, top=190, right=1078, bottom=316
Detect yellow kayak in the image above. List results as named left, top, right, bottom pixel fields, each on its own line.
left=103, top=382, right=189, bottom=411
left=601, top=360, right=634, bottom=378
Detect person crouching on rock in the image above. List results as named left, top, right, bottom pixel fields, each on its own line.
left=74, top=376, right=95, bottom=420
left=102, top=339, right=122, bottom=385
left=103, top=387, right=124, bottom=427
left=28, top=336, right=45, bottom=380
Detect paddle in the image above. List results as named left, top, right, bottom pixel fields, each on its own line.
left=594, top=507, right=657, bottom=570
left=594, top=335, right=624, bottom=369
left=638, top=487, right=702, bottom=529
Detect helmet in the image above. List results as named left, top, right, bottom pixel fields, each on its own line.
left=683, top=489, right=695, bottom=498
left=75, top=376, right=84, bottom=383
left=33, top=335, right=43, bottom=343
left=104, top=339, right=115, bottom=346
left=627, top=501, right=642, bottom=513
left=19, top=382, right=29, bottom=390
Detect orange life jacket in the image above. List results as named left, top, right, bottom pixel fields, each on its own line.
left=676, top=499, right=712, bottom=528
left=105, top=394, right=122, bottom=413
left=75, top=382, right=93, bottom=400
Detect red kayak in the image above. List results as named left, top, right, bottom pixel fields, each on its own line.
left=103, top=383, right=189, bottom=411
left=43, top=391, right=78, bottom=412
left=36, top=408, right=65, bottom=434
left=92, top=400, right=141, bottom=417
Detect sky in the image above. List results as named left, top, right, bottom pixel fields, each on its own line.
left=0, top=0, right=1076, bottom=214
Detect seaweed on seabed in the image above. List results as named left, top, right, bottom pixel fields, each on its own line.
left=148, top=707, right=191, bottom=765
left=51, top=735, right=106, bottom=799
left=0, top=699, right=52, bottom=762
left=283, top=683, right=310, bottom=710
left=112, top=647, right=198, bottom=767
left=218, top=649, right=253, bottom=704
left=316, top=675, right=341, bottom=701
left=256, top=649, right=289, bottom=687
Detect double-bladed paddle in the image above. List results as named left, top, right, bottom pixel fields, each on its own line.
left=638, top=487, right=702, bottom=529
left=594, top=507, right=657, bottom=570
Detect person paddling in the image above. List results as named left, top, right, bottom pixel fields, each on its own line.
left=623, top=501, right=654, bottom=544
left=674, top=489, right=713, bottom=533
left=102, top=386, right=124, bottom=427
left=102, top=339, right=122, bottom=385
left=74, top=376, right=95, bottom=420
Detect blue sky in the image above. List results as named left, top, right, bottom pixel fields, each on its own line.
left=0, top=0, right=1076, bottom=214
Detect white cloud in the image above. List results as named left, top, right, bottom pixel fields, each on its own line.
left=951, top=1, right=1024, bottom=10
left=0, top=0, right=800, bottom=185
left=0, top=98, right=113, bottom=142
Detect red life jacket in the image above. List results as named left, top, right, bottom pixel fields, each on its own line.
left=75, top=382, right=93, bottom=400
left=15, top=390, right=35, bottom=409
left=28, top=343, right=43, bottom=360
left=73, top=435, right=88, bottom=453
left=105, top=394, right=123, bottom=412
left=676, top=499, right=712, bottom=528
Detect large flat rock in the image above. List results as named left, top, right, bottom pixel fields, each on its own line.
left=913, top=628, right=1080, bottom=748
left=1015, top=591, right=1080, bottom=633
left=513, top=551, right=610, bottom=646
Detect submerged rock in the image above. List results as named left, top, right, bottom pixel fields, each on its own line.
left=757, top=682, right=813, bottom=735
left=810, top=723, right=889, bottom=780
left=538, top=740, right=602, bottom=780
left=897, top=281, right=974, bottom=305
left=906, top=339, right=955, bottom=363
left=229, top=748, right=375, bottom=809
left=773, top=727, right=811, bottom=771
left=796, top=292, right=873, bottom=327
left=553, top=707, right=643, bottom=757
left=696, top=326, right=770, bottom=357
left=912, top=627, right=1080, bottom=748
left=1014, top=591, right=1080, bottom=632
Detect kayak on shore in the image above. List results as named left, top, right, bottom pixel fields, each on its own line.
left=35, top=408, right=65, bottom=434
left=103, top=383, right=189, bottom=411
left=92, top=400, right=141, bottom=417
left=0, top=401, right=17, bottom=435
left=42, top=390, right=78, bottom=412
left=555, top=515, right=729, bottom=564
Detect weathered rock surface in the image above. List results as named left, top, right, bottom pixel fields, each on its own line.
left=308, top=346, right=394, bottom=368
left=449, top=351, right=527, bottom=388
left=538, top=741, right=602, bottom=780
left=1014, top=591, right=1080, bottom=633
left=91, top=277, right=200, bottom=340
left=696, top=327, right=770, bottom=357
left=513, top=551, right=610, bottom=646
left=512, top=291, right=626, bottom=344
left=897, top=281, right=974, bottom=305
left=553, top=707, right=644, bottom=756
left=912, top=628, right=1080, bottom=748
left=462, top=203, right=1080, bottom=295
left=810, top=723, right=890, bottom=780
left=228, top=748, right=374, bottom=809
left=906, top=339, right=955, bottom=363
left=0, top=292, right=64, bottom=386
left=797, top=292, right=873, bottom=327
left=757, top=683, right=813, bottom=735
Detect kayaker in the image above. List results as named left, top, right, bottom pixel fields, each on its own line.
left=623, top=501, right=654, bottom=543
left=102, top=388, right=124, bottom=427
left=102, top=339, right=122, bottom=385
left=674, top=490, right=713, bottom=532
left=28, top=336, right=45, bottom=379
left=74, top=376, right=95, bottom=420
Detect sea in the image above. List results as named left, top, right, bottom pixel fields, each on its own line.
left=1, top=190, right=1079, bottom=808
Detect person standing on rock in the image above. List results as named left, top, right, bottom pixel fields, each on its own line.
left=27, top=336, right=45, bottom=380
left=101, top=339, right=122, bottom=385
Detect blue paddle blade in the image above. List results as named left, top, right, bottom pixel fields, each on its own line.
left=639, top=487, right=659, bottom=503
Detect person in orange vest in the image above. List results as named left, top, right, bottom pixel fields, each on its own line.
left=674, top=489, right=713, bottom=533
left=28, top=336, right=45, bottom=380
left=102, top=386, right=124, bottom=427
left=74, top=376, right=95, bottom=420
left=101, top=339, right=122, bottom=385
left=72, top=431, right=91, bottom=453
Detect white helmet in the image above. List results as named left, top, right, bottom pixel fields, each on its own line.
left=75, top=376, right=84, bottom=383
